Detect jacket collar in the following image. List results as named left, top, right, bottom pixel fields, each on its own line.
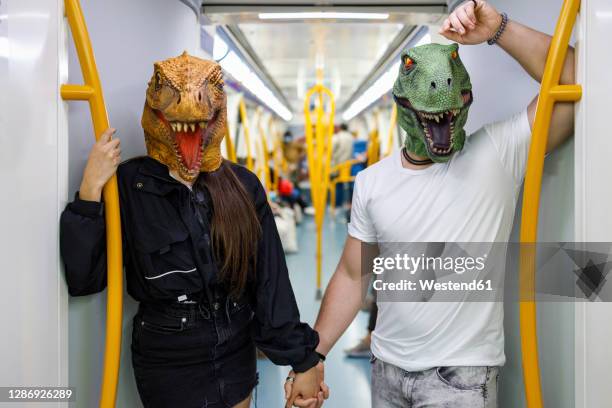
left=137, top=156, right=178, bottom=183
left=134, top=157, right=183, bottom=196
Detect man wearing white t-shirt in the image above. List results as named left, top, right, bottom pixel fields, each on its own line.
left=284, top=1, right=576, bottom=407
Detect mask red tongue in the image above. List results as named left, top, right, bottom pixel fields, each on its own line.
left=175, top=128, right=203, bottom=170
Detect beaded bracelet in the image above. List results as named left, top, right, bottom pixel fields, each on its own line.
left=487, top=12, right=508, bottom=45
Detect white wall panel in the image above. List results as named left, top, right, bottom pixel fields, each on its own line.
left=575, top=0, right=612, bottom=406
left=0, top=0, right=69, bottom=405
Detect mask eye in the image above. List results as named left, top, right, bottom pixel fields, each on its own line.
left=403, top=56, right=414, bottom=70
left=451, top=50, right=458, bottom=60
left=154, top=72, right=163, bottom=90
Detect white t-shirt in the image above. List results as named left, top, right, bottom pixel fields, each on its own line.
left=348, top=110, right=532, bottom=371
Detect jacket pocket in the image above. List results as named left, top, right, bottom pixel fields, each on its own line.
left=134, top=227, right=204, bottom=299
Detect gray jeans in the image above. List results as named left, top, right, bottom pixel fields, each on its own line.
left=371, top=356, right=499, bottom=408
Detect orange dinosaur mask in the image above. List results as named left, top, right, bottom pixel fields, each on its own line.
left=141, top=52, right=227, bottom=181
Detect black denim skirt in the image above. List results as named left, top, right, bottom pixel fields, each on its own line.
left=131, top=300, right=258, bottom=408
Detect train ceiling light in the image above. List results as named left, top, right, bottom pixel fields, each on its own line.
left=213, top=34, right=293, bottom=121
left=258, top=12, right=389, bottom=20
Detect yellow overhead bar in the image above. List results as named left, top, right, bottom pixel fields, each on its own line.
left=518, top=0, right=581, bottom=407
left=60, top=0, right=123, bottom=406
left=303, top=73, right=335, bottom=298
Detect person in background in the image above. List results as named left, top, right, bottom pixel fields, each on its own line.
left=330, top=123, right=354, bottom=169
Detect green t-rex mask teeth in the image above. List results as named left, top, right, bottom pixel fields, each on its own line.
left=392, top=43, right=473, bottom=163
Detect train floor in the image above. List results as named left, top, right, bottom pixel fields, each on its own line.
left=253, top=210, right=372, bottom=408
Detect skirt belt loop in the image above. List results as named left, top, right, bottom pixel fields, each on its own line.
left=198, top=303, right=211, bottom=319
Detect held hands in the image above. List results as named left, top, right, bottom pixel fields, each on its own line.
left=79, top=128, right=121, bottom=201
left=439, top=0, right=502, bottom=45
left=284, top=362, right=329, bottom=408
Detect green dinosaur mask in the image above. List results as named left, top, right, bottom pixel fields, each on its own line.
left=392, top=43, right=473, bottom=162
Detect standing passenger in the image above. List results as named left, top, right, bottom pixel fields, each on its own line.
left=286, top=1, right=576, bottom=407
left=60, top=53, right=325, bottom=408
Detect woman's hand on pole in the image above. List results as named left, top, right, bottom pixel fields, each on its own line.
left=79, top=128, right=121, bottom=202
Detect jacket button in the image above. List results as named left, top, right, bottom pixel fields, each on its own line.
left=136, top=182, right=143, bottom=189
left=213, top=302, right=220, bottom=311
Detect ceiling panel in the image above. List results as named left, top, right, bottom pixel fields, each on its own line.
left=237, top=21, right=406, bottom=114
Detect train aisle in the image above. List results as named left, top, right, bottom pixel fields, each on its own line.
left=255, top=213, right=371, bottom=408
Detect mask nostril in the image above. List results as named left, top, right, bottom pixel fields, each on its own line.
left=177, top=95, right=181, bottom=105
left=447, top=78, right=452, bottom=87
left=430, top=81, right=436, bottom=89
left=198, top=92, right=202, bottom=102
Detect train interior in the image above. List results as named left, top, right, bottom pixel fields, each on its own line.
left=2, top=0, right=612, bottom=407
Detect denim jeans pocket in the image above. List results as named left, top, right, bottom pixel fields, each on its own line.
left=436, top=366, right=489, bottom=390
left=137, top=310, right=186, bottom=334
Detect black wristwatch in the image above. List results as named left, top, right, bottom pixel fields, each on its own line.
left=316, top=351, right=326, bottom=362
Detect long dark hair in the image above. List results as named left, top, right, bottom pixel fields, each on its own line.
left=196, top=161, right=261, bottom=298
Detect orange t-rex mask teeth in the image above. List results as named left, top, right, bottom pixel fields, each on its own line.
left=141, top=51, right=227, bottom=181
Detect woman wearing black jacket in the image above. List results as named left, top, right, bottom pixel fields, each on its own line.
left=60, top=54, right=323, bottom=408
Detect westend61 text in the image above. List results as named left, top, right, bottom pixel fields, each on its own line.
left=373, top=279, right=493, bottom=292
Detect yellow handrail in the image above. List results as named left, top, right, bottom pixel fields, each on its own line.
left=238, top=97, right=254, bottom=171
left=224, top=123, right=237, bottom=163
left=518, top=0, right=581, bottom=407
left=384, top=104, right=398, bottom=157
left=60, top=0, right=123, bottom=406
left=304, top=82, right=335, bottom=298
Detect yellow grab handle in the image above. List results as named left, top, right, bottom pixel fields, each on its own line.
left=61, top=0, right=123, bottom=407
left=518, top=0, right=581, bottom=407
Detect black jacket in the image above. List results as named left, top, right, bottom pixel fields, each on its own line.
left=60, top=156, right=320, bottom=372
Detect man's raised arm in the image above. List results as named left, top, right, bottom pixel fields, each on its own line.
left=440, top=0, right=576, bottom=153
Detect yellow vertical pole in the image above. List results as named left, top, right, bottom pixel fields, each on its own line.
left=384, top=104, right=398, bottom=157
left=258, top=114, right=272, bottom=192
left=303, top=75, right=335, bottom=298
left=367, top=110, right=381, bottom=166
left=270, top=118, right=282, bottom=193
left=238, top=97, right=254, bottom=171
left=518, top=0, right=581, bottom=407
left=60, top=0, right=123, bottom=406
left=225, top=124, right=237, bottom=163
